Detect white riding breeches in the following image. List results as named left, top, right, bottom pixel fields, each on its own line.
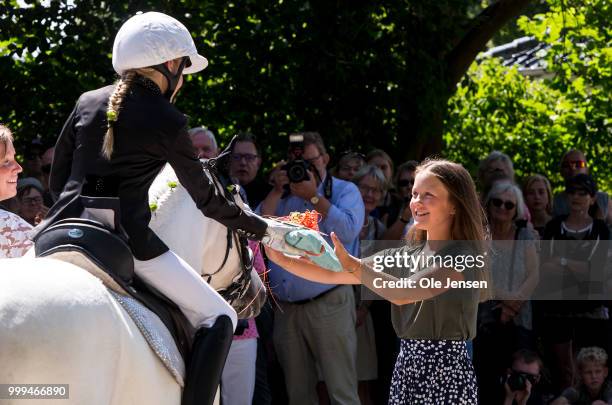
left=134, top=250, right=238, bottom=331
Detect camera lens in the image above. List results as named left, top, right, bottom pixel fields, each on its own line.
left=507, top=372, right=527, bottom=391
left=287, top=163, right=306, bottom=182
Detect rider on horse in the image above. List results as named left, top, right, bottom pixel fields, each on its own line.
left=34, top=11, right=297, bottom=404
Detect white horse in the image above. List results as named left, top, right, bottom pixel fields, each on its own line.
left=0, top=162, right=265, bottom=405
left=148, top=162, right=266, bottom=318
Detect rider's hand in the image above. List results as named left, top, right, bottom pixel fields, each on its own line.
left=261, top=218, right=302, bottom=255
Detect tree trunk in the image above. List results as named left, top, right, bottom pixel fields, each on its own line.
left=400, top=0, right=532, bottom=161
left=446, top=0, right=533, bottom=91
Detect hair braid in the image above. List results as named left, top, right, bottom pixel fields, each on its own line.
left=101, top=71, right=136, bottom=160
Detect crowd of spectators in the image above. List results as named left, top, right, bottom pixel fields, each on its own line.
left=1, top=123, right=610, bottom=405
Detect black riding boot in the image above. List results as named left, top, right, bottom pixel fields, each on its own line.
left=182, top=315, right=233, bottom=405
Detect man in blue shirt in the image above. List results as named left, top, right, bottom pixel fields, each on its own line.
left=259, top=132, right=364, bottom=405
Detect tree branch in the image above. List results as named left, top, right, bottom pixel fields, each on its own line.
left=446, top=0, right=532, bottom=91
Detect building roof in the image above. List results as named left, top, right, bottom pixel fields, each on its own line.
left=481, top=36, right=551, bottom=77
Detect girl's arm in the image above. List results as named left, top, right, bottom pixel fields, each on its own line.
left=266, top=232, right=468, bottom=305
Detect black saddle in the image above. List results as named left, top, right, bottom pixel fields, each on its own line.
left=33, top=218, right=194, bottom=360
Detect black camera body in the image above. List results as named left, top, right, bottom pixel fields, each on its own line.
left=283, top=160, right=311, bottom=183
left=282, top=134, right=311, bottom=183
left=504, top=371, right=534, bottom=391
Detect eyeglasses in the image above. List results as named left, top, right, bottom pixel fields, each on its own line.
left=231, top=153, right=258, bottom=163
left=358, top=184, right=383, bottom=196
left=397, top=179, right=414, bottom=188
left=22, top=196, right=43, bottom=205
left=562, top=160, right=587, bottom=169
left=305, top=155, right=322, bottom=164
left=490, top=198, right=516, bottom=210
left=567, top=188, right=589, bottom=197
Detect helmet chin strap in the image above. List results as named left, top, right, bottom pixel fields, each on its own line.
left=152, top=57, right=189, bottom=102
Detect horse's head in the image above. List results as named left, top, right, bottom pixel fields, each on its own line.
left=149, top=162, right=267, bottom=319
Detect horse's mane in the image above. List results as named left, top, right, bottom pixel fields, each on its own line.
left=148, top=164, right=185, bottom=230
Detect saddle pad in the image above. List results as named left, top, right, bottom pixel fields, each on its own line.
left=109, top=290, right=185, bottom=387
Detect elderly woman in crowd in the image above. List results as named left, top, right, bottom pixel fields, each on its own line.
left=0, top=124, right=33, bottom=258
left=474, top=180, right=539, bottom=404
left=478, top=151, right=516, bottom=199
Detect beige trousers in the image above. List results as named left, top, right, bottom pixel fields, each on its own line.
left=273, top=285, right=359, bottom=405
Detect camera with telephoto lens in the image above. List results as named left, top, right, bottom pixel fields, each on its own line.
left=282, top=134, right=311, bottom=183
left=504, top=370, right=536, bottom=391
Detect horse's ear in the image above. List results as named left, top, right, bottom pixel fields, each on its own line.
left=209, top=135, right=238, bottom=175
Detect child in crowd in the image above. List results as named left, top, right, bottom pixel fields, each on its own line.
left=552, top=347, right=612, bottom=405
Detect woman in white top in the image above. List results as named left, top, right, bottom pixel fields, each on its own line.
left=0, top=124, right=33, bottom=258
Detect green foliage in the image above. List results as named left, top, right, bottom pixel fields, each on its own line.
left=1, top=0, right=496, bottom=167
left=444, top=0, right=611, bottom=192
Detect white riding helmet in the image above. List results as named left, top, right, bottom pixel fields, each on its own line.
left=112, top=11, right=208, bottom=75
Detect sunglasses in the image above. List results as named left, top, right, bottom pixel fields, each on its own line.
left=561, top=160, right=587, bottom=169
left=491, top=198, right=516, bottom=210
left=511, top=370, right=540, bottom=385
left=567, top=188, right=589, bottom=197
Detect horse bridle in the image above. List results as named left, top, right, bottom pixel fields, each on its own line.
left=201, top=159, right=253, bottom=304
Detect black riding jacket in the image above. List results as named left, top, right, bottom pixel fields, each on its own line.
left=38, top=76, right=267, bottom=260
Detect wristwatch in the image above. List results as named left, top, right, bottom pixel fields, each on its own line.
left=560, top=257, right=568, bottom=267
left=310, top=194, right=320, bottom=205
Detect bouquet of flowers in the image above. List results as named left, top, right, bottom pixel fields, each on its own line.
left=271, top=210, right=342, bottom=272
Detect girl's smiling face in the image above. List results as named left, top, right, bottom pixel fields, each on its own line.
left=410, top=170, right=455, bottom=238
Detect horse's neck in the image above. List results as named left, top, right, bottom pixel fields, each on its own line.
left=148, top=164, right=206, bottom=271
left=148, top=164, right=247, bottom=277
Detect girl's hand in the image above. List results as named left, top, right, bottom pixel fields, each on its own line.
left=330, top=232, right=358, bottom=272
left=264, top=245, right=314, bottom=268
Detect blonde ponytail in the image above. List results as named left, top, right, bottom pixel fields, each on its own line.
left=102, top=71, right=136, bottom=159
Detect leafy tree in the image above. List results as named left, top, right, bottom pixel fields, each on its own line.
left=444, top=0, right=611, bottom=192
left=1, top=0, right=531, bottom=166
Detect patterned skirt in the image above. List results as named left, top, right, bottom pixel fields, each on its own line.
left=389, top=339, right=478, bottom=405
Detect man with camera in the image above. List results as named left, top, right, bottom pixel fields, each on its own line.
left=259, top=132, right=364, bottom=405
left=501, top=350, right=545, bottom=405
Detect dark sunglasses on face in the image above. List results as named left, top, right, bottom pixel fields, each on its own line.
left=491, top=198, right=516, bottom=210
left=561, top=160, right=587, bottom=169
left=397, top=179, right=413, bottom=188
left=567, top=188, right=589, bottom=197
left=511, top=369, right=540, bottom=385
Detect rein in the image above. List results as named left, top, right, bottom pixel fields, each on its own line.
left=201, top=160, right=253, bottom=304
